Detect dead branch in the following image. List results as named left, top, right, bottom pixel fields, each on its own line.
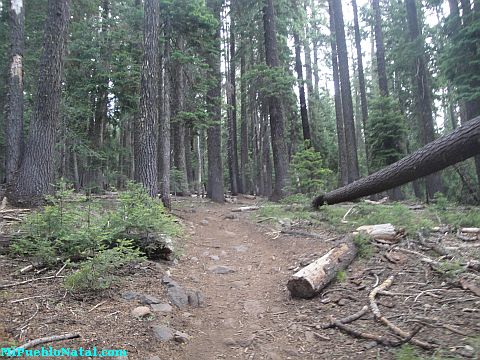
left=16, top=333, right=80, bottom=350
left=341, top=206, right=356, bottom=223
left=231, top=206, right=260, bottom=212
left=369, top=276, right=434, bottom=350
left=280, top=229, right=326, bottom=240
left=319, top=305, right=369, bottom=329
left=0, top=264, right=66, bottom=289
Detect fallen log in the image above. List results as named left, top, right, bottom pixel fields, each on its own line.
left=0, top=234, right=12, bottom=254
left=354, top=223, right=404, bottom=243
left=313, top=116, right=480, bottom=207
left=231, top=206, right=260, bottom=212
left=287, top=240, right=357, bottom=298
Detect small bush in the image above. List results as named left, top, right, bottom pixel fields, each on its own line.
left=12, top=181, right=180, bottom=292
left=353, top=233, right=375, bottom=259
left=336, top=270, right=347, bottom=283
left=64, top=239, right=142, bottom=292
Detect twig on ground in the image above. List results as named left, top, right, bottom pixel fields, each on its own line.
left=11, top=295, right=47, bottom=304
left=318, top=305, right=369, bottom=329
left=15, top=333, right=80, bottom=350
left=369, top=276, right=434, bottom=350
left=341, top=206, right=355, bottom=223
left=88, top=300, right=107, bottom=313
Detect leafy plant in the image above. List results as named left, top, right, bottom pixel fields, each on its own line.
left=288, top=145, right=333, bottom=195
left=353, top=233, right=375, bottom=259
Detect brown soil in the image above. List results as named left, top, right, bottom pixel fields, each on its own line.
left=1, top=197, right=479, bottom=359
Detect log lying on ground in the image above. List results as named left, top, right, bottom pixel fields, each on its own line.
left=354, top=223, right=404, bottom=243
left=287, top=240, right=357, bottom=298
left=313, top=116, right=480, bottom=207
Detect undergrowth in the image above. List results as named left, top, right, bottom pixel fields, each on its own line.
left=11, top=181, right=181, bottom=292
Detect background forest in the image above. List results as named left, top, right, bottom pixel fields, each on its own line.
left=0, top=0, right=479, bottom=206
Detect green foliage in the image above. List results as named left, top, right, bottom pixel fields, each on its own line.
left=353, top=233, right=375, bottom=259
left=336, top=270, right=347, bottom=283
left=12, top=181, right=180, bottom=291
left=64, top=239, right=142, bottom=292
left=367, top=96, right=406, bottom=171
left=288, top=145, right=333, bottom=195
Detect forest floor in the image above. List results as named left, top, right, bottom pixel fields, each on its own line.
left=1, top=196, right=480, bottom=360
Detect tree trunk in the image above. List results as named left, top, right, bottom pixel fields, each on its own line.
left=159, top=33, right=171, bottom=209
left=313, top=116, right=480, bottom=207
left=6, top=0, right=25, bottom=184
left=8, top=0, right=69, bottom=205
left=331, top=0, right=360, bottom=183
left=227, top=20, right=239, bottom=195
left=206, top=0, right=224, bottom=203
left=372, top=0, right=388, bottom=97
left=171, top=35, right=190, bottom=196
left=134, top=0, right=159, bottom=197
left=405, top=0, right=443, bottom=198
left=352, top=0, right=369, bottom=170
left=240, top=49, right=249, bottom=194
left=294, top=32, right=311, bottom=143
left=262, top=0, right=289, bottom=201
left=328, top=0, right=348, bottom=186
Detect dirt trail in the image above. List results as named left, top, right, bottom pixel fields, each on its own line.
left=165, top=198, right=378, bottom=360
left=3, top=197, right=476, bottom=359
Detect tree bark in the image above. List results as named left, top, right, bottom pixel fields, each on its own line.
left=206, top=0, right=224, bottom=203
left=159, top=33, right=171, bottom=209
left=240, top=49, right=249, bottom=194
left=262, top=0, right=289, bottom=201
left=294, top=32, right=311, bottom=143
left=8, top=0, right=69, bottom=205
left=405, top=0, right=443, bottom=198
left=287, top=241, right=357, bottom=298
left=331, top=0, right=360, bottom=183
left=352, top=0, right=369, bottom=170
left=328, top=0, right=348, bottom=186
left=134, top=0, right=159, bottom=197
left=6, top=0, right=25, bottom=184
left=227, top=20, right=240, bottom=195
left=313, top=116, right=480, bottom=207
left=372, top=0, right=388, bottom=97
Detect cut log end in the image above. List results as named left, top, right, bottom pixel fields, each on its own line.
left=288, top=239, right=357, bottom=299
left=287, top=277, right=316, bottom=299
left=312, top=195, right=326, bottom=208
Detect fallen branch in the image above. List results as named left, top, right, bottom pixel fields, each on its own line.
left=319, top=305, right=369, bottom=329
left=231, top=206, right=259, bottom=212
left=280, top=229, right=326, bottom=240
left=0, top=264, right=67, bottom=289
left=341, top=206, right=355, bottom=223
left=369, top=276, right=434, bottom=350
left=16, top=333, right=80, bottom=350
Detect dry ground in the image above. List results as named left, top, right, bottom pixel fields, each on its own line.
left=0, top=196, right=479, bottom=359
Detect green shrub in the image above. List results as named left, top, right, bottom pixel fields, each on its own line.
left=64, top=239, right=142, bottom=292
left=353, top=233, right=375, bottom=259
left=12, top=181, right=181, bottom=292
left=288, top=145, right=333, bottom=195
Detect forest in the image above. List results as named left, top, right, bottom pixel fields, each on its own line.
left=0, top=0, right=479, bottom=205
left=0, top=0, right=480, bottom=359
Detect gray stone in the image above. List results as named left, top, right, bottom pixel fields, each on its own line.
left=190, top=256, right=199, bottom=262
left=200, top=220, right=209, bottom=226
left=243, top=300, right=266, bottom=316
left=236, top=335, right=255, bottom=347
left=151, top=303, right=172, bottom=313
left=224, top=338, right=237, bottom=346
left=139, top=294, right=162, bottom=305
left=145, top=357, right=161, bottom=360
left=167, top=285, right=189, bottom=308
left=209, top=255, right=220, bottom=261
left=364, top=341, right=378, bottom=350
left=233, top=245, right=248, bottom=252
left=187, top=290, right=205, bottom=308
left=208, top=265, right=235, bottom=274
left=131, top=306, right=153, bottom=319
left=162, top=275, right=179, bottom=288
left=121, top=291, right=139, bottom=301
left=337, top=298, right=348, bottom=306
left=174, top=330, right=190, bottom=343
left=152, top=325, right=174, bottom=341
